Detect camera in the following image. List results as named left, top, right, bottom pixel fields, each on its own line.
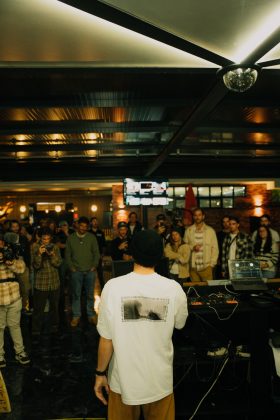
left=45, top=243, right=54, bottom=252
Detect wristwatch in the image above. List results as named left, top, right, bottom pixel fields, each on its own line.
left=95, top=369, right=107, bottom=376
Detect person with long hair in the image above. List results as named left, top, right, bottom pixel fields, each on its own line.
left=164, top=228, right=191, bottom=285
left=253, top=225, right=279, bottom=278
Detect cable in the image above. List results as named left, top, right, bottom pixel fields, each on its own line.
left=208, top=301, right=239, bottom=321
left=188, top=355, right=230, bottom=420
left=224, top=284, right=239, bottom=295
left=173, top=362, right=195, bottom=390
left=195, top=358, right=217, bottom=383
left=218, top=357, right=248, bottom=392
left=186, top=286, right=201, bottom=298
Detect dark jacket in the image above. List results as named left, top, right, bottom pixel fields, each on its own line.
left=127, top=221, right=143, bottom=238
left=110, top=236, right=131, bottom=261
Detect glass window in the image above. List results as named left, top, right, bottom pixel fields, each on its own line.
left=174, top=187, right=185, bottom=197
left=198, top=186, right=210, bottom=197
left=167, top=187, right=174, bottom=197
left=210, top=186, right=221, bottom=197
left=168, top=184, right=244, bottom=209
left=165, top=200, right=174, bottom=210
left=222, top=186, right=234, bottom=196
left=223, top=198, right=233, bottom=208
left=175, top=199, right=185, bottom=208
left=199, top=198, right=210, bottom=208
left=211, top=198, right=221, bottom=207
left=234, top=186, right=245, bottom=197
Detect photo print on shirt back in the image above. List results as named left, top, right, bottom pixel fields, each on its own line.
left=122, top=297, right=169, bottom=322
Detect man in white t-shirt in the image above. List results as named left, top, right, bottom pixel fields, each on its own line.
left=94, top=230, right=188, bottom=420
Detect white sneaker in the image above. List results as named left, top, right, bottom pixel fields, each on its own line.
left=236, top=345, right=250, bottom=358
left=15, top=351, right=30, bottom=365
left=0, top=356, right=6, bottom=368
left=207, top=347, right=228, bottom=358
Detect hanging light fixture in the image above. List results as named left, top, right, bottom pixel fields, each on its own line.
left=217, top=64, right=260, bottom=92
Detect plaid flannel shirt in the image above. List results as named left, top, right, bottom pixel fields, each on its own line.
left=221, top=232, right=253, bottom=274
left=32, top=244, right=62, bottom=291
left=0, top=258, right=25, bottom=305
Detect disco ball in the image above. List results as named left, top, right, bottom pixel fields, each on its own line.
left=217, top=65, right=260, bottom=93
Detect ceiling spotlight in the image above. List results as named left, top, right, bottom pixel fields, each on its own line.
left=217, top=64, right=260, bottom=92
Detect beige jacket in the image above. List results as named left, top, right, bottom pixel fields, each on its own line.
left=164, top=242, right=191, bottom=278
left=183, top=223, right=218, bottom=270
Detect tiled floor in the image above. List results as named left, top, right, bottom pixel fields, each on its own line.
left=1, top=312, right=107, bottom=420
left=0, top=275, right=108, bottom=420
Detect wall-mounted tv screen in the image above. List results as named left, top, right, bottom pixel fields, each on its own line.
left=123, top=178, right=169, bottom=206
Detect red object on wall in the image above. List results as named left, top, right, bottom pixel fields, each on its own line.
left=184, top=185, right=197, bottom=226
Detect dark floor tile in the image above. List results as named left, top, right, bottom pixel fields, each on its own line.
left=1, top=314, right=106, bottom=420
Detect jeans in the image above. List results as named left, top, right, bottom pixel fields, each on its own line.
left=71, top=270, right=96, bottom=318
left=0, top=298, right=25, bottom=357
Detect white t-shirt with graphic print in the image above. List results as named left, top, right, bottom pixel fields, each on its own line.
left=97, top=271, right=188, bottom=405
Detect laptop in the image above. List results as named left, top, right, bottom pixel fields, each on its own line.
left=228, top=259, right=268, bottom=291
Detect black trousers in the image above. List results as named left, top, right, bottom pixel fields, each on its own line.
left=32, top=288, right=60, bottom=334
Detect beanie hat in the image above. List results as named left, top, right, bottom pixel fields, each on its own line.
left=131, top=229, right=163, bottom=267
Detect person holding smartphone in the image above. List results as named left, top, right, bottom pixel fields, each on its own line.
left=31, top=227, right=62, bottom=338
left=110, top=222, right=132, bottom=261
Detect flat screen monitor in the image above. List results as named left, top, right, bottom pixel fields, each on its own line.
left=123, top=178, right=169, bottom=206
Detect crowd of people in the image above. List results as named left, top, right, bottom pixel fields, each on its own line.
left=112, top=209, right=280, bottom=284
left=0, top=215, right=104, bottom=368
left=0, top=209, right=278, bottom=369
left=93, top=209, right=279, bottom=418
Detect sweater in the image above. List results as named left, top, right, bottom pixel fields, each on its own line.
left=65, top=232, right=100, bottom=271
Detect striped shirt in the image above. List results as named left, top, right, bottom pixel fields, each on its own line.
left=0, top=259, right=25, bottom=305
left=194, top=229, right=204, bottom=271
left=32, top=244, right=62, bottom=291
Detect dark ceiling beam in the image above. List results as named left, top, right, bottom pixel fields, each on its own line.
left=0, top=121, right=178, bottom=135
left=59, top=0, right=232, bottom=67
left=145, top=80, right=229, bottom=175
left=2, top=141, right=280, bottom=153
left=257, top=58, right=280, bottom=68
left=0, top=141, right=161, bottom=152
left=196, top=122, right=280, bottom=133
left=1, top=156, right=280, bottom=182
left=1, top=97, right=280, bottom=109
left=0, top=97, right=197, bottom=108
left=180, top=143, right=280, bottom=151
left=241, top=27, right=280, bottom=65
left=145, top=24, right=280, bottom=176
